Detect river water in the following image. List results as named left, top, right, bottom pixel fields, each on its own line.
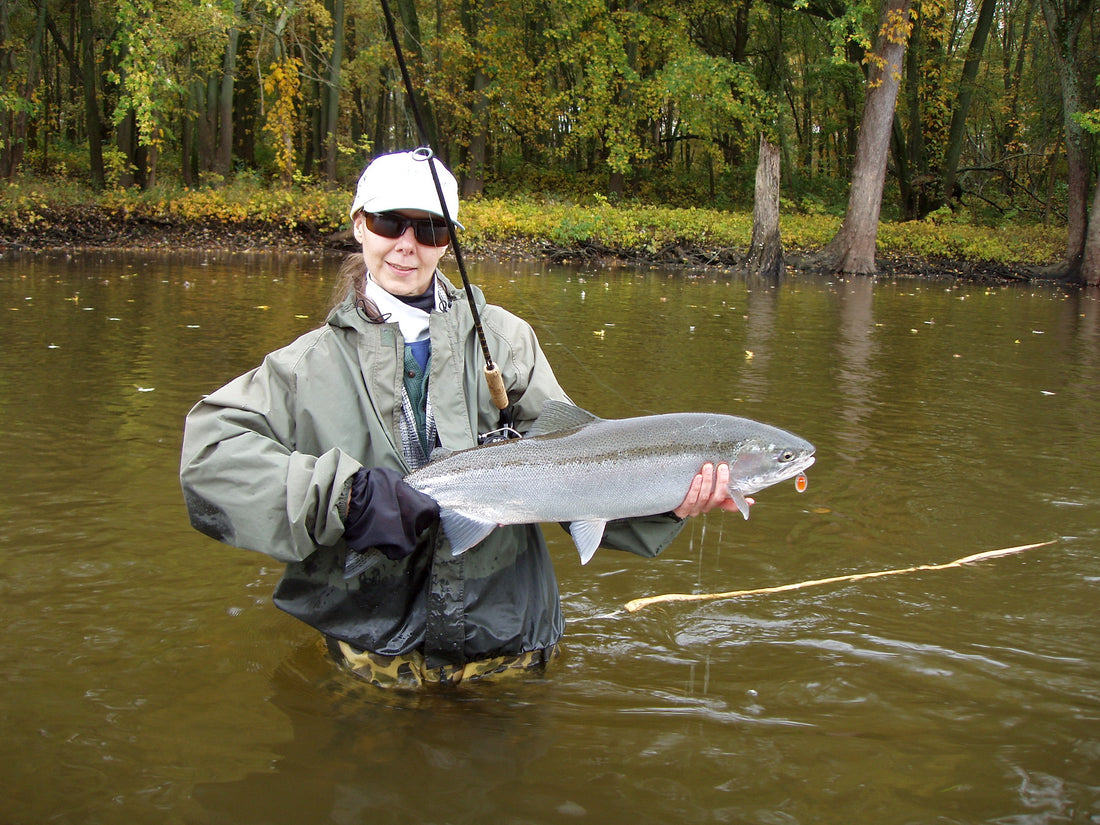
left=1, top=249, right=1098, bottom=824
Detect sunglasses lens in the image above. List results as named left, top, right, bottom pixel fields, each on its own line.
left=365, top=212, right=405, bottom=238
left=365, top=212, right=450, bottom=247
left=415, top=220, right=450, bottom=247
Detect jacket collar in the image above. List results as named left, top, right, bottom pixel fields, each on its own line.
left=327, top=270, right=478, bottom=333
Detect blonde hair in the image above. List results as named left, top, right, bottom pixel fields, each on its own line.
left=330, top=252, right=366, bottom=309
left=330, top=252, right=387, bottom=321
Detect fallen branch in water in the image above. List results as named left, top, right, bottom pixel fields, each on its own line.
left=623, top=541, right=1056, bottom=613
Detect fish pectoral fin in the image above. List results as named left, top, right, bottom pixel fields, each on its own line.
left=568, top=520, right=608, bottom=565
left=730, top=489, right=751, bottom=520
left=440, top=510, right=498, bottom=556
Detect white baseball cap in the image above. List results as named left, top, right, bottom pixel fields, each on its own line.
left=349, top=148, right=463, bottom=228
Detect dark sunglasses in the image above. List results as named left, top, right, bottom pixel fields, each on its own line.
left=364, top=211, right=451, bottom=247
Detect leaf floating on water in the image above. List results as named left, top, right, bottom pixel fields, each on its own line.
left=254, top=305, right=270, bottom=310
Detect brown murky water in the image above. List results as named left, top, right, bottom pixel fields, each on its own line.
left=2, top=249, right=1098, bottom=824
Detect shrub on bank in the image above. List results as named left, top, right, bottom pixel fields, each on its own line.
left=0, top=177, right=1064, bottom=266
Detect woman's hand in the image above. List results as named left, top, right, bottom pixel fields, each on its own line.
left=672, top=463, right=752, bottom=519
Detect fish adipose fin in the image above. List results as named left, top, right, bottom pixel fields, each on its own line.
left=569, top=519, right=608, bottom=565
left=441, top=510, right=498, bottom=555
left=730, top=489, right=751, bottom=520
left=527, top=401, right=604, bottom=437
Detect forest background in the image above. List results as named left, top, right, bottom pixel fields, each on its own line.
left=0, top=0, right=1098, bottom=282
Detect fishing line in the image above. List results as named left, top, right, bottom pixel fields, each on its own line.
left=622, top=540, right=1055, bottom=613
left=376, top=0, right=509, bottom=412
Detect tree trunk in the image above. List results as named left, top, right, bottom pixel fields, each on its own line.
left=459, top=0, right=489, bottom=197
left=1082, top=180, right=1100, bottom=286
left=1000, top=0, right=1035, bottom=182
left=198, top=75, right=217, bottom=175
left=215, top=0, right=241, bottom=179
left=463, top=69, right=489, bottom=197
left=746, top=135, right=784, bottom=279
left=395, top=0, right=440, bottom=149
left=1039, top=0, right=1094, bottom=277
left=819, top=0, right=913, bottom=275
left=115, top=108, right=136, bottom=188
left=323, top=0, right=344, bottom=180
left=78, top=0, right=104, bottom=190
left=940, top=0, right=998, bottom=208
left=1, top=0, right=46, bottom=178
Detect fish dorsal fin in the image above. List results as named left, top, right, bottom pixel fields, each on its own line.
left=527, top=401, right=603, bottom=437
left=428, top=446, right=453, bottom=462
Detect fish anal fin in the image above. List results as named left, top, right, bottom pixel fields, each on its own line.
left=569, top=519, right=608, bottom=565
left=527, top=401, right=603, bottom=437
left=440, top=510, right=497, bottom=555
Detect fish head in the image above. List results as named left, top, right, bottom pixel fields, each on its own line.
left=727, top=435, right=816, bottom=496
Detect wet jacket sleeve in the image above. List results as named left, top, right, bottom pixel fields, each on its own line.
left=180, top=349, right=362, bottom=564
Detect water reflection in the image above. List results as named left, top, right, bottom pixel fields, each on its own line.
left=1, top=250, right=1098, bottom=824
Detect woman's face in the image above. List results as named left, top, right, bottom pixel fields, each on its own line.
left=354, top=210, right=448, bottom=297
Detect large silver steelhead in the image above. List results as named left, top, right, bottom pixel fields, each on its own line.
left=405, top=401, right=816, bottom=564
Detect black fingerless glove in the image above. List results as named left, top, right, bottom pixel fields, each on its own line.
left=343, top=467, right=440, bottom=572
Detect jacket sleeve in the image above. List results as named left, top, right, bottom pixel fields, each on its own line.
left=179, top=352, right=362, bottom=564
left=601, top=513, right=686, bottom=558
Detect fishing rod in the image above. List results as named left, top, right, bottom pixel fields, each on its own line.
left=375, top=0, right=510, bottom=415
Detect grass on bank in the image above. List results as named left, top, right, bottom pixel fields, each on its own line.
left=0, top=177, right=1066, bottom=266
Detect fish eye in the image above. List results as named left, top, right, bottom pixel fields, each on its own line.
left=779, top=449, right=795, bottom=462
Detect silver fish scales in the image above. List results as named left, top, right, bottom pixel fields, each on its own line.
left=405, top=401, right=816, bottom=564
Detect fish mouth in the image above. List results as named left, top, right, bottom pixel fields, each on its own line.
left=785, top=452, right=816, bottom=480
left=739, top=452, right=816, bottom=495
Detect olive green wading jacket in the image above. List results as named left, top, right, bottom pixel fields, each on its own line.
left=180, top=273, right=685, bottom=668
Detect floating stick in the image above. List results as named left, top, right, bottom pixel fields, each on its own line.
left=623, top=541, right=1055, bottom=613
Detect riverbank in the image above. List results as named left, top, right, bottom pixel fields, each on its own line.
left=0, top=192, right=1064, bottom=282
